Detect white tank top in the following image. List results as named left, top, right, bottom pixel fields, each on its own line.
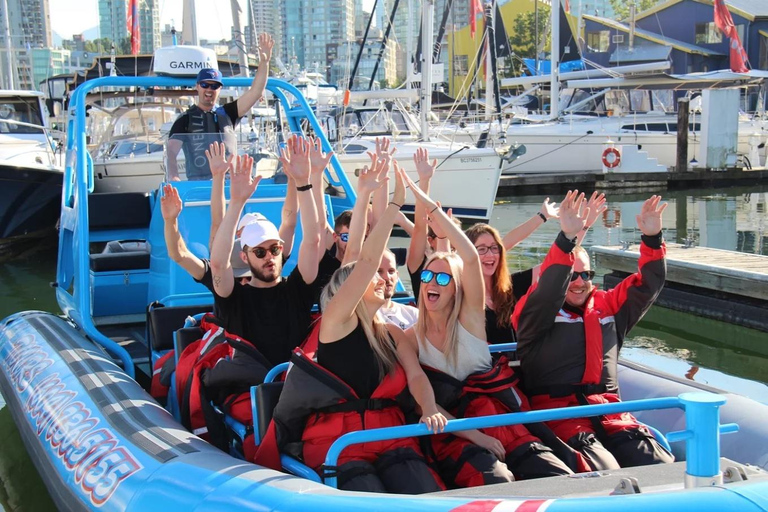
left=418, top=323, right=492, bottom=381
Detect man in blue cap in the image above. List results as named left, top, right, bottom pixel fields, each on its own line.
left=167, top=33, right=274, bottom=181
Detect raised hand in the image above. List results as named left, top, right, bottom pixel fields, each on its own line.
left=427, top=202, right=448, bottom=238
left=205, top=141, right=233, bottom=178
left=636, top=195, right=668, bottom=236
left=308, top=136, right=333, bottom=175
left=160, top=183, right=182, bottom=220
left=258, top=33, right=274, bottom=64
left=540, top=197, right=560, bottom=221
left=584, top=191, right=608, bottom=229
left=280, top=134, right=311, bottom=185
left=357, top=157, right=389, bottom=197
left=559, top=190, right=590, bottom=240
left=229, top=155, right=260, bottom=203
left=413, top=147, right=437, bottom=182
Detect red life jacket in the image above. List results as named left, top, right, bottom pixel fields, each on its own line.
left=254, top=348, right=418, bottom=476
left=150, top=350, right=175, bottom=405
left=175, top=315, right=271, bottom=452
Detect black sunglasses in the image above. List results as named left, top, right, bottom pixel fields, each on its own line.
left=571, top=270, right=596, bottom=282
left=199, top=82, right=222, bottom=90
left=249, top=244, right=282, bottom=259
left=420, top=269, right=453, bottom=286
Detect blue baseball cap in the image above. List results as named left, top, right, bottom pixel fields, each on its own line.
left=196, top=68, right=223, bottom=84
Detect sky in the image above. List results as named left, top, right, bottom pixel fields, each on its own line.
left=49, top=0, right=236, bottom=42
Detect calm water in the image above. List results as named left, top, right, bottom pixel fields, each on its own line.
left=0, top=185, right=766, bottom=510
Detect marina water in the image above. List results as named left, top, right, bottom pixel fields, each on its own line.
left=0, top=185, right=766, bottom=510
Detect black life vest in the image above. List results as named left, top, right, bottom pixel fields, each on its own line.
left=179, top=105, right=237, bottom=180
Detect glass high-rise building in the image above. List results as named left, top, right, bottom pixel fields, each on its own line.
left=98, top=0, right=160, bottom=53
left=0, top=0, right=52, bottom=89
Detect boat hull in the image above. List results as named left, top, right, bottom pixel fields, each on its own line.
left=2, top=311, right=767, bottom=511
left=0, top=163, right=62, bottom=239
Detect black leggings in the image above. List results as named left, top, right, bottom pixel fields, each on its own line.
left=567, top=427, right=674, bottom=471
left=339, top=447, right=445, bottom=494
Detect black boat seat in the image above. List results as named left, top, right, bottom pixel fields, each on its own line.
left=147, top=304, right=211, bottom=353
left=89, top=251, right=150, bottom=271
left=254, top=382, right=283, bottom=444
left=174, top=326, right=204, bottom=362
left=88, top=192, right=152, bottom=231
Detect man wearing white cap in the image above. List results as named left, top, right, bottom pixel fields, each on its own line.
left=209, top=137, right=322, bottom=367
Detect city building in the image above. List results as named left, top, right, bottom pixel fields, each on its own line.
left=330, top=31, right=398, bottom=88
left=31, top=47, right=71, bottom=90
left=98, top=0, right=161, bottom=53
left=245, top=0, right=282, bottom=57
left=0, top=0, right=52, bottom=89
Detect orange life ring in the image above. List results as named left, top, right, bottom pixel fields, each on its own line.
left=602, top=147, right=621, bottom=169
left=602, top=207, right=621, bottom=228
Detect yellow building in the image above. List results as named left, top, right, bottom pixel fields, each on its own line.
left=446, top=0, right=580, bottom=98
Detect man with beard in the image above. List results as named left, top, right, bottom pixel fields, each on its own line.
left=512, top=192, right=674, bottom=471
left=209, top=137, right=322, bottom=367
left=376, top=249, right=418, bottom=330
left=166, top=33, right=273, bottom=181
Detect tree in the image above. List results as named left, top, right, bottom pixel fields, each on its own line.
left=609, top=0, right=664, bottom=21
left=509, top=4, right=550, bottom=61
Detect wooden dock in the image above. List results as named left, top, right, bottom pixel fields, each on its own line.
left=497, top=168, right=768, bottom=196
left=592, top=244, right=768, bottom=332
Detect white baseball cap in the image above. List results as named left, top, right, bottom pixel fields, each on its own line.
left=241, top=219, right=283, bottom=248
left=237, top=212, right=268, bottom=232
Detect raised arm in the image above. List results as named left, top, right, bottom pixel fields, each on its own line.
left=206, top=142, right=234, bottom=249
left=512, top=191, right=590, bottom=349
left=502, top=198, right=559, bottom=251
left=342, top=155, right=389, bottom=265
left=308, top=136, right=334, bottom=256
left=280, top=135, right=321, bottom=284
left=166, top=138, right=183, bottom=182
left=236, top=33, right=274, bottom=117
left=210, top=155, right=260, bottom=298
left=161, top=184, right=206, bottom=280
left=403, top=173, right=485, bottom=335
left=369, top=137, right=395, bottom=229
left=279, top=176, right=298, bottom=258
left=406, top=147, right=436, bottom=274
left=321, top=167, right=406, bottom=339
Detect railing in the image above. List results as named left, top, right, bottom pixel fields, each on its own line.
left=323, top=392, right=738, bottom=489
left=57, top=75, right=355, bottom=380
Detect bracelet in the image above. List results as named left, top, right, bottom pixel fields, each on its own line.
left=581, top=227, right=588, bottom=232
left=430, top=205, right=440, bottom=214
left=435, top=235, right=447, bottom=239
left=296, top=183, right=313, bottom=191
left=537, top=212, right=547, bottom=223
left=389, top=201, right=403, bottom=209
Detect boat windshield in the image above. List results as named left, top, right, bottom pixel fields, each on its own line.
left=163, top=132, right=281, bottom=185
left=0, top=96, right=44, bottom=133
left=340, top=109, right=411, bottom=137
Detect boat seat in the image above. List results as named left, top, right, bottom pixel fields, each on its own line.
left=253, top=382, right=283, bottom=444
left=147, top=303, right=212, bottom=354
left=174, top=326, right=204, bottom=362
left=88, top=192, right=152, bottom=231
left=89, top=251, right=150, bottom=271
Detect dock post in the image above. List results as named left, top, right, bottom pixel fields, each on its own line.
left=676, top=97, right=689, bottom=173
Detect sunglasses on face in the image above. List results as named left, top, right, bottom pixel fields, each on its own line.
left=250, top=244, right=283, bottom=259
left=571, top=270, right=596, bottom=282
left=337, top=232, right=349, bottom=243
left=420, top=269, right=453, bottom=286
left=475, top=244, right=501, bottom=256
left=199, top=81, right=222, bottom=90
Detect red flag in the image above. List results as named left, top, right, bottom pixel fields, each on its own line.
left=713, top=0, right=749, bottom=73
left=127, top=0, right=141, bottom=54
left=470, top=0, right=483, bottom=38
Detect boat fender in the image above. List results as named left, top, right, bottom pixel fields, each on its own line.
left=602, top=147, right=621, bottom=169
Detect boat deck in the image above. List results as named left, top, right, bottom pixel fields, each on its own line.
left=592, top=243, right=768, bottom=332
left=433, top=458, right=766, bottom=498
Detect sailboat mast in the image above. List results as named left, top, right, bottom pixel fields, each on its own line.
left=231, top=0, right=249, bottom=77
left=1, top=0, right=14, bottom=89
left=406, top=0, right=413, bottom=90
left=420, top=0, right=434, bottom=142
left=485, top=1, right=493, bottom=121
left=550, top=0, right=560, bottom=120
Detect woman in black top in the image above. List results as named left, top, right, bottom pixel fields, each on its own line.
left=313, top=163, right=445, bottom=493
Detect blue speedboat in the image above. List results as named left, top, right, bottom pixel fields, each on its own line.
left=0, top=57, right=767, bottom=511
